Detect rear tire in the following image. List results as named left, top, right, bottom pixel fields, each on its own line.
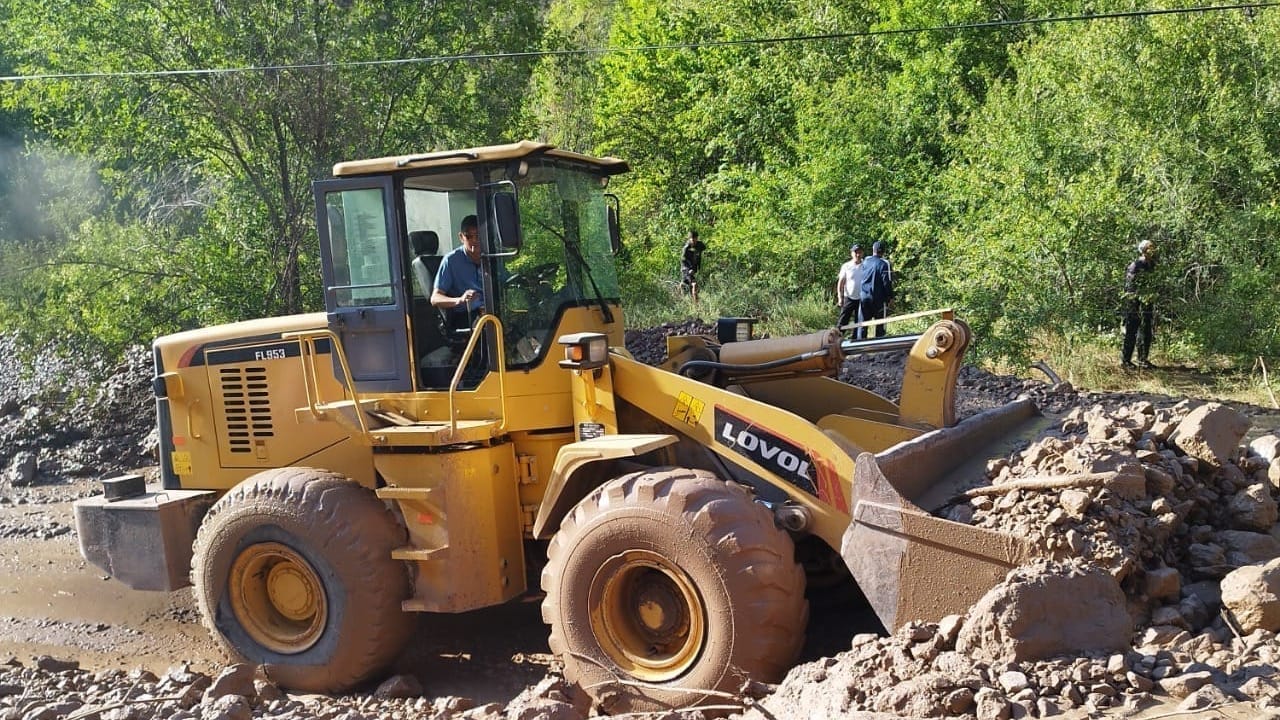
left=191, top=467, right=414, bottom=692
left=541, top=468, right=807, bottom=713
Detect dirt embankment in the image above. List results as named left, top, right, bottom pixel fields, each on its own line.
left=3, top=328, right=1280, bottom=720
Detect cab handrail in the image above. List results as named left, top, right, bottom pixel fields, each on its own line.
left=281, top=328, right=372, bottom=443
left=447, top=314, right=509, bottom=438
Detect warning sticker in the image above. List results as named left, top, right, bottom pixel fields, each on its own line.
left=672, top=392, right=705, bottom=426
left=171, top=451, right=193, bottom=476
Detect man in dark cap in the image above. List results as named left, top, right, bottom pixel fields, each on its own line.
left=858, top=240, right=894, bottom=338
left=1121, top=239, right=1159, bottom=369
left=835, top=243, right=864, bottom=333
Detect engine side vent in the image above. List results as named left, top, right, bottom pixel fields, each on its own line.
left=220, top=366, right=275, bottom=454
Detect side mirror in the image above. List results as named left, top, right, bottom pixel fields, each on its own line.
left=494, top=192, right=522, bottom=250
left=605, top=194, right=622, bottom=255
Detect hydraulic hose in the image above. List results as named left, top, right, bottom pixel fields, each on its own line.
left=676, top=348, right=833, bottom=378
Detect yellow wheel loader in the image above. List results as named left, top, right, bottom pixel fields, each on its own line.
left=74, top=141, right=1048, bottom=713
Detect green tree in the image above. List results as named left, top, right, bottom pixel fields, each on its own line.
left=522, top=0, right=619, bottom=149
left=593, top=0, right=1031, bottom=304
left=1, top=0, right=540, bottom=353
left=934, top=8, right=1280, bottom=360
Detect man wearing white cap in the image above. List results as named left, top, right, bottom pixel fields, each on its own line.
left=1121, top=239, right=1158, bottom=369
left=835, top=244, right=864, bottom=334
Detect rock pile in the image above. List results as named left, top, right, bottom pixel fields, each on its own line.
left=0, top=660, right=586, bottom=720
left=750, top=399, right=1280, bottom=719
left=0, top=337, right=154, bottom=492
left=623, top=319, right=716, bottom=366
left=843, top=351, right=1086, bottom=418
left=959, top=400, right=1280, bottom=624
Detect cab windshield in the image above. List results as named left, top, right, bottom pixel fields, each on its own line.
left=398, top=158, right=618, bottom=377
left=495, top=160, right=619, bottom=366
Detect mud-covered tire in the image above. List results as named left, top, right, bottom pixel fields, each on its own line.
left=541, top=468, right=807, bottom=713
left=191, top=467, right=414, bottom=692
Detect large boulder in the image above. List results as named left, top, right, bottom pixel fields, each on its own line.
left=6, top=451, right=36, bottom=487
left=1221, top=558, right=1280, bottom=633
left=1213, top=558, right=1280, bottom=630
left=1227, top=484, right=1279, bottom=532
left=1250, top=433, right=1280, bottom=464
left=1170, top=403, right=1250, bottom=470
left=202, top=663, right=257, bottom=705
left=957, top=560, right=1131, bottom=663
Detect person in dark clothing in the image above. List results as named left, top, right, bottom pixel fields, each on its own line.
left=1121, top=239, right=1158, bottom=369
left=680, top=229, right=706, bottom=296
left=858, top=241, right=894, bottom=339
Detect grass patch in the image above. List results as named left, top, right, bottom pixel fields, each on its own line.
left=625, top=275, right=835, bottom=338
left=1014, top=330, right=1280, bottom=408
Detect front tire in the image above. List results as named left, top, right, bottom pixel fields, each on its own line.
left=191, top=467, right=414, bottom=692
left=541, top=468, right=807, bottom=713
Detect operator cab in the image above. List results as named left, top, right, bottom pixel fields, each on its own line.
left=312, top=141, right=628, bottom=393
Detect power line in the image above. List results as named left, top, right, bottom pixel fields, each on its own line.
left=1, top=2, right=1275, bottom=84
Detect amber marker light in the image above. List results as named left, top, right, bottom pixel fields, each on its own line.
left=558, top=332, right=609, bottom=370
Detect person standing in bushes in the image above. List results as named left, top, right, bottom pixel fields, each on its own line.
left=858, top=241, right=894, bottom=339
left=1121, top=239, right=1159, bottom=369
left=835, top=244, right=864, bottom=335
left=680, top=229, right=707, bottom=301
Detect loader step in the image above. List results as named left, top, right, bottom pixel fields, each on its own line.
left=401, top=599, right=448, bottom=612
left=316, top=399, right=504, bottom=446
left=390, top=545, right=449, bottom=561
left=368, top=419, right=504, bottom=446
left=375, top=486, right=442, bottom=501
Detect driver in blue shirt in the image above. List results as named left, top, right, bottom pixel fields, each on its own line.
left=431, top=215, right=485, bottom=328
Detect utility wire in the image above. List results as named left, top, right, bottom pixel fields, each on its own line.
left=0, top=2, right=1275, bottom=83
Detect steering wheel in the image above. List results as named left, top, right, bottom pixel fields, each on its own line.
left=505, top=262, right=560, bottom=290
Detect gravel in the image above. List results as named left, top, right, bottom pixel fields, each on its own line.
left=0, top=337, right=154, bottom=530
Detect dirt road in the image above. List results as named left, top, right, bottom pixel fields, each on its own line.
left=0, top=477, right=555, bottom=703
left=0, top=479, right=221, bottom=672
left=0, top=476, right=875, bottom=707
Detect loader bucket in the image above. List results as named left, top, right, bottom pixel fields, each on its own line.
left=840, top=399, right=1056, bottom=630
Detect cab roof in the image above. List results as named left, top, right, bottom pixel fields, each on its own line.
left=332, top=140, right=630, bottom=178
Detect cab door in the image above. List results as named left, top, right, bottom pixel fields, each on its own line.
left=313, top=176, right=412, bottom=393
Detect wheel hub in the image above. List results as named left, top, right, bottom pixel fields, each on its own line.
left=635, top=581, right=683, bottom=635
left=229, top=542, right=327, bottom=654
left=590, top=550, right=705, bottom=681
left=267, top=563, right=317, bottom=621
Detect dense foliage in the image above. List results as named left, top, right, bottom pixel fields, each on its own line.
left=0, top=0, right=1276, bottom=364
left=0, top=0, right=538, bottom=352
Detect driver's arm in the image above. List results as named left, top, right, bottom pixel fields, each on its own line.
left=431, top=287, right=466, bottom=309
left=430, top=260, right=473, bottom=309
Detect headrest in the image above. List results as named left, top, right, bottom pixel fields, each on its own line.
left=409, top=230, right=440, bottom=256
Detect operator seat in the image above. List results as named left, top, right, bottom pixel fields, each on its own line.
left=408, top=230, right=449, bottom=387
left=409, top=230, right=442, bottom=297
